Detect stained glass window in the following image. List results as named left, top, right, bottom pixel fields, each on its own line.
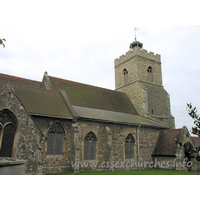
left=47, top=123, right=64, bottom=156
left=125, top=134, right=134, bottom=159
left=0, top=110, right=17, bottom=157
left=84, top=132, right=96, bottom=160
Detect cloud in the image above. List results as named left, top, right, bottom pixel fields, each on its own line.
left=1, top=1, right=200, bottom=132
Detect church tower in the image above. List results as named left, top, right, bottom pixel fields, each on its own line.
left=114, top=35, right=175, bottom=128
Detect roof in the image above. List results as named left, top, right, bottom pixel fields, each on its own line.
left=0, top=80, right=72, bottom=118
left=0, top=73, right=72, bottom=118
left=0, top=73, right=43, bottom=88
left=152, top=128, right=182, bottom=156
left=73, top=106, right=169, bottom=128
left=0, top=72, right=169, bottom=127
left=13, top=84, right=72, bottom=118
left=129, top=40, right=143, bottom=49
left=49, top=76, right=138, bottom=115
left=192, top=137, right=200, bottom=147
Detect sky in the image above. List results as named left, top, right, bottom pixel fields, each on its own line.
left=1, top=0, right=200, bottom=134
left=1, top=0, right=200, bottom=197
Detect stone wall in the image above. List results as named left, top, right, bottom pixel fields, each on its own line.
left=0, top=84, right=42, bottom=174
left=115, top=47, right=162, bottom=90
left=116, top=81, right=148, bottom=117
left=152, top=156, right=177, bottom=170
left=114, top=46, right=175, bottom=128
left=74, top=120, right=160, bottom=172
left=142, top=83, right=175, bottom=128
left=32, top=116, right=73, bottom=174
left=143, top=83, right=170, bottom=116
left=0, top=84, right=170, bottom=174
left=116, top=81, right=175, bottom=128
left=139, top=127, right=160, bottom=164
left=0, top=158, right=26, bottom=175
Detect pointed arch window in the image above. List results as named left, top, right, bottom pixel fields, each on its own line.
left=123, top=68, right=128, bottom=84
left=147, top=66, right=153, bottom=82
left=125, top=134, right=135, bottom=159
left=0, top=110, right=17, bottom=158
left=47, top=123, right=64, bottom=156
left=84, top=131, right=96, bottom=160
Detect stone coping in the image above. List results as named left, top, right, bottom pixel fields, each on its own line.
left=0, top=157, right=26, bottom=166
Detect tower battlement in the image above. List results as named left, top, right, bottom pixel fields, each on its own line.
left=115, top=47, right=160, bottom=67
left=114, top=40, right=174, bottom=128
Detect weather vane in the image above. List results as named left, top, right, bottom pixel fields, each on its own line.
left=129, top=27, right=143, bottom=49
left=134, top=27, right=138, bottom=41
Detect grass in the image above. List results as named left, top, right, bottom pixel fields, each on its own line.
left=49, top=168, right=198, bottom=175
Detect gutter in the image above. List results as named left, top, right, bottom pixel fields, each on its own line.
left=137, top=125, right=141, bottom=170
left=30, top=113, right=73, bottom=120
left=74, top=116, right=166, bottom=128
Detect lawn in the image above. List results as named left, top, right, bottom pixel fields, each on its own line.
left=49, top=169, right=198, bottom=175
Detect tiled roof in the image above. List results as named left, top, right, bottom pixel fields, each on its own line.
left=0, top=73, right=72, bottom=118
left=0, top=73, right=43, bottom=88
left=73, top=106, right=169, bottom=128
left=49, top=76, right=138, bottom=115
left=0, top=72, right=169, bottom=127
left=152, top=128, right=182, bottom=156
left=13, top=84, right=72, bottom=118
left=192, top=137, right=200, bottom=147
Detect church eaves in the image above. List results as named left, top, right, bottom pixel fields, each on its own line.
left=0, top=72, right=170, bottom=128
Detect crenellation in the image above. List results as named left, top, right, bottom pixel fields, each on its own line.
left=155, top=54, right=161, bottom=60
left=142, top=49, right=148, bottom=54
left=119, top=54, right=125, bottom=59
left=0, top=34, right=197, bottom=174
left=115, top=40, right=174, bottom=128
left=125, top=50, right=132, bottom=57
left=115, top=47, right=160, bottom=67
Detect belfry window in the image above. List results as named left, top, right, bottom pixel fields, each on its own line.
left=125, top=134, right=135, bottom=159
left=0, top=110, right=17, bottom=158
left=84, top=131, right=96, bottom=160
left=123, top=68, right=128, bottom=84
left=147, top=66, right=153, bottom=82
left=47, top=123, right=64, bottom=156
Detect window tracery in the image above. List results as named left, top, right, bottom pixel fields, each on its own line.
left=47, top=123, right=64, bottom=156
left=125, top=134, right=134, bottom=159
left=0, top=110, right=17, bottom=157
left=84, top=131, right=96, bottom=160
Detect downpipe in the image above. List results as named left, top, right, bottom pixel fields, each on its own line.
left=137, top=125, right=141, bottom=170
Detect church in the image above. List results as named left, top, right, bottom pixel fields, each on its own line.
left=0, top=37, right=199, bottom=174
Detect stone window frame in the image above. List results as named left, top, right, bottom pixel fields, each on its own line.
left=45, top=122, right=65, bottom=158
left=0, top=109, right=18, bottom=158
left=147, top=66, right=153, bottom=82
left=125, top=133, right=135, bottom=160
left=123, top=68, right=129, bottom=84
left=83, top=131, right=97, bottom=161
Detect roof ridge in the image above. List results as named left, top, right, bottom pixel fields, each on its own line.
left=49, top=75, right=119, bottom=93
left=0, top=80, right=62, bottom=94
left=0, top=73, right=41, bottom=83
left=168, top=128, right=182, bottom=131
